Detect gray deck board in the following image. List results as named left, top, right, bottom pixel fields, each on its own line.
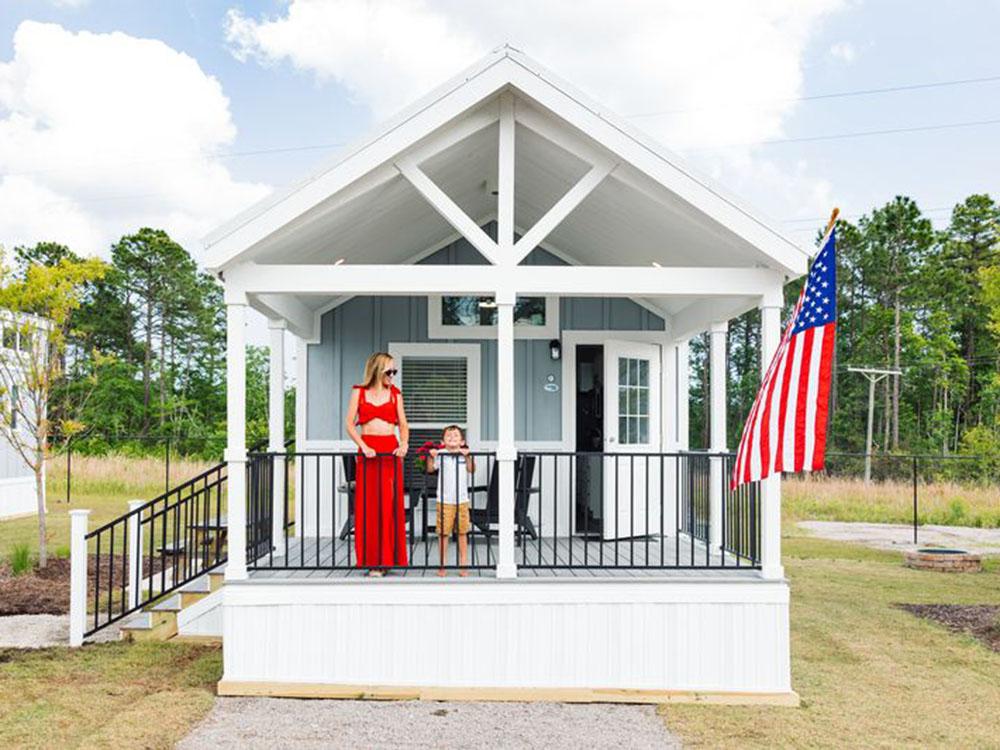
left=247, top=531, right=755, bottom=580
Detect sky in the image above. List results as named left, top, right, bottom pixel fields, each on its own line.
left=0, top=0, right=998, bottom=344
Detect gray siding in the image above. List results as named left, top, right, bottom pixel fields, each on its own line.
left=306, top=234, right=663, bottom=442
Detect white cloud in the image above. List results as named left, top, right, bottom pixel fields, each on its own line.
left=0, top=21, right=269, bottom=256
left=224, top=0, right=846, bottom=226
left=829, top=41, right=857, bottom=63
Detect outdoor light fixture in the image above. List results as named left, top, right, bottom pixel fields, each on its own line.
left=549, top=338, right=561, bottom=360
left=478, top=299, right=498, bottom=308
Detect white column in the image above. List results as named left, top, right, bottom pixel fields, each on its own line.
left=69, top=509, right=90, bottom=647
left=708, top=321, right=727, bottom=552
left=759, top=299, right=785, bottom=579
left=495, top=291, right=517, bottom=578
left=294, top=335, right=308, bottom=539
left=127, top=499, right=143, bottom=610
left=225, top=297, right=248, bottom=580
left=268, top=320, right=286, bottom=548
left=662, top=339, right=679, bottom=537
left=676, top=339, right=690, bottom=451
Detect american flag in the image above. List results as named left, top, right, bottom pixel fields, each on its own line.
left=732, top=227, right=837, bottom=488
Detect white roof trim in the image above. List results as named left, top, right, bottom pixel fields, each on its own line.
left=203, top=44, right=810, bottom=276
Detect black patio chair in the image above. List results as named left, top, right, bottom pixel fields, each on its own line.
left=470, top=455, right=538, bottom=542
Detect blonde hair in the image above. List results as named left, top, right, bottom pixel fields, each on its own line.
left=361, top=352, right=394, bottom=389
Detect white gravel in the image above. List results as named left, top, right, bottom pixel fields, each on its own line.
left=176, top=697, right=681, bottom=749
left=0, top=614, right=119, bottom=648
left=798, top=520, right=1000, bottom=555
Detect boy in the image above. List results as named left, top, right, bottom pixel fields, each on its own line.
left=429, top=425, right=475, bottom=576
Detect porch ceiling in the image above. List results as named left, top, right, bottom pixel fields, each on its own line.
left=245, top=113, right=782, bottom=272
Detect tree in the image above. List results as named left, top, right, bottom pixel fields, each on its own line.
left=0, top=251, right=107, bottom=566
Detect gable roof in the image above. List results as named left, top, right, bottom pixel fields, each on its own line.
left=203, top=45, right=810, bottom=277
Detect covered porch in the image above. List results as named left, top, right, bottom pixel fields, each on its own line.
left=203, top=48, right=805, bottom=701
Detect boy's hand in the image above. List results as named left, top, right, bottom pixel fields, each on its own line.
left=429, top=448, right=439, bottom=458
left=459, top=446, right=470, bottom=456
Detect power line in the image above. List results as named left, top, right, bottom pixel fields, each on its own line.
left=627, top=73, right=1000, bottom=119
left=691, top=116, right=1000, bottom=150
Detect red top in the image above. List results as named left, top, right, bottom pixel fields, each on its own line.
left=354, top=385, right=400, bottom=425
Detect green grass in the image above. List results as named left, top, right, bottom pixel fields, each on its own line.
left=0, top=454, right=215, bottom=558
left=0, top=642, right=221, bottom=749
left=784, top=475, right=1000, bottom=528
left=662, top=531, right=1000, bottom=748
left=7, top=544, right=31, bottom=576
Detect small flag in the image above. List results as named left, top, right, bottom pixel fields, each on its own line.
left=732, top=226, right=837, bottom=488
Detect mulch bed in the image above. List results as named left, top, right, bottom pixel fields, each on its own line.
left=896, top=604, right=1000, bottom=653
left=0, top=555, right=165, bottom=616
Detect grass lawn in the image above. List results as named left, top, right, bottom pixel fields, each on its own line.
left=663, top=531, right=1000, bottom=748
left=0, top=454, right=215, bottom=558
left=0, top=641, right=221, bottom=749
left=784, top=475, right=1000, bottom=528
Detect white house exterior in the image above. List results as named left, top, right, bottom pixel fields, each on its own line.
left=0, top=312, right=42, bottom=520
left=72, top=47, right=808, bottom=704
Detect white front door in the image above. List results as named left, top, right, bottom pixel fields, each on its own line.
left=602, top=340, right=662, bottom=540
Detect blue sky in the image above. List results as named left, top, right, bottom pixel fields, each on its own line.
left=0, top=0, right=997, bottom=257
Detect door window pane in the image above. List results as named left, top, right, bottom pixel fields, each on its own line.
left=618, top=355, right=652, bottom=445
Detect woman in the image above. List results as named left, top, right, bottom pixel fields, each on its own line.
left=345, top=352, right=409, bottom=575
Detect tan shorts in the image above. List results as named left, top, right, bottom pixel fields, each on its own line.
left=437, top=502, right=471, bottom=536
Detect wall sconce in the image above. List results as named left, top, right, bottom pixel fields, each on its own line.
left=549, top=339, right=562, bottom=361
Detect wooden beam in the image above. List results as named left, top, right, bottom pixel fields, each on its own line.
left=395, top=159, right=500, bottom=265
left=249, top=294, right=316, bottom=340
left=512, top=160, right=616, bottom=263
left=497, top=92, right=515, bottom=259
left=227, top=262, right=784, bottom=299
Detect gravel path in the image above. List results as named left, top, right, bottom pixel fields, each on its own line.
left=798, top=520, right=1000, bottom=555
left=0, top=614, right=119, bottom=648
left=177, top=697, right=681, bottom=749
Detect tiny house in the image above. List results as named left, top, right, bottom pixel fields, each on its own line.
left=74, top=47, right=806, bottom=705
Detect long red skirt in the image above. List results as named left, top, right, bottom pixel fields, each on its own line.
left=355, top=434, right=408, bottom=568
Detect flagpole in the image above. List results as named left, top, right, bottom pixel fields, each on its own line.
left=822, top=207, right=840, bottom=242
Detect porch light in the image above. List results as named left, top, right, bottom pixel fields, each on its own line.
left=478, top=299, right=498, bottom=309
left=549, top=338, right=561, bottom=361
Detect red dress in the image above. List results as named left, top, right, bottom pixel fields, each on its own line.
left=354, top=385, right=408, bottom=568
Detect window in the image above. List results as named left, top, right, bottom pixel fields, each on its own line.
left=428, top=295, right=558, bottom=339
left=10, top=384, right=17, bottom=429
left=618, top=357, right=650, bottom=445
left=401, top=356, right=468, bottom=424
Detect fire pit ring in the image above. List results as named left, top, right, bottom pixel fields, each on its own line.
left=904, top=548, right=982, bottom=573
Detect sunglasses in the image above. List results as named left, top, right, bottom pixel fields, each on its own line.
left=384, top=369, right=398, bottom=377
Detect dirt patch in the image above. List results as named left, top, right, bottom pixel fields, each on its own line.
left=0, top=555, right=163, bottom=616
left=896, top=604, right=1000, bottom=652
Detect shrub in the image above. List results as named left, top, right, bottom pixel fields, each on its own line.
left=8, top=543, right=32, bottom=576
left=54, top=544, right=71, bottom=559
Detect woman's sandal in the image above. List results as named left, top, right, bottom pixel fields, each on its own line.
left=367, top=569, right=385, bottom=578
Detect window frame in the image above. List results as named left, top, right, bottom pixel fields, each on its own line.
left=427, top=295, right=559, bottom=340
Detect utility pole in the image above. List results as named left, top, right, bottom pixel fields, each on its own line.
left=848, top=366, right=902, bottom=484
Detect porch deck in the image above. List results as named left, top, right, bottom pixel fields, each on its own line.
left=247, top=533, right=760, bottom=579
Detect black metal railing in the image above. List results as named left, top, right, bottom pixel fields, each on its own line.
left=247, top=450, right=498, bottom=573
left=82, top=462, right=227, bottom=637
left=80, top=437, right=294, bottom=637
left=246, top=449, right=761, bottom=574
left=518, top=452, right=760, bottom=570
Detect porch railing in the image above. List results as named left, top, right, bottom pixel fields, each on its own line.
left=246, top=449, right=760, bottom=574
left=81, top=462, right=227, bottom=637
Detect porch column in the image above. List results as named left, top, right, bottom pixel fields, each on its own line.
left=759, top=297, right=785, bottom=579
left=268, top=319, right=286, bottom=549
left=708, top=321, right=727, bottom=552
left=495, top=291, right=517, bottom=579
left=225, top=296, right=248, bottom=580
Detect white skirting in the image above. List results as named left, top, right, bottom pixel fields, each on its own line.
left=221, top=576, right=791, bottom=698
left=0, top=475, right=37, bottom=520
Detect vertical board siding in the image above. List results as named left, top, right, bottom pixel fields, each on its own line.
left=223, top=581, right=791, bottom=693
left=306, top=232, right=664, bottom=442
